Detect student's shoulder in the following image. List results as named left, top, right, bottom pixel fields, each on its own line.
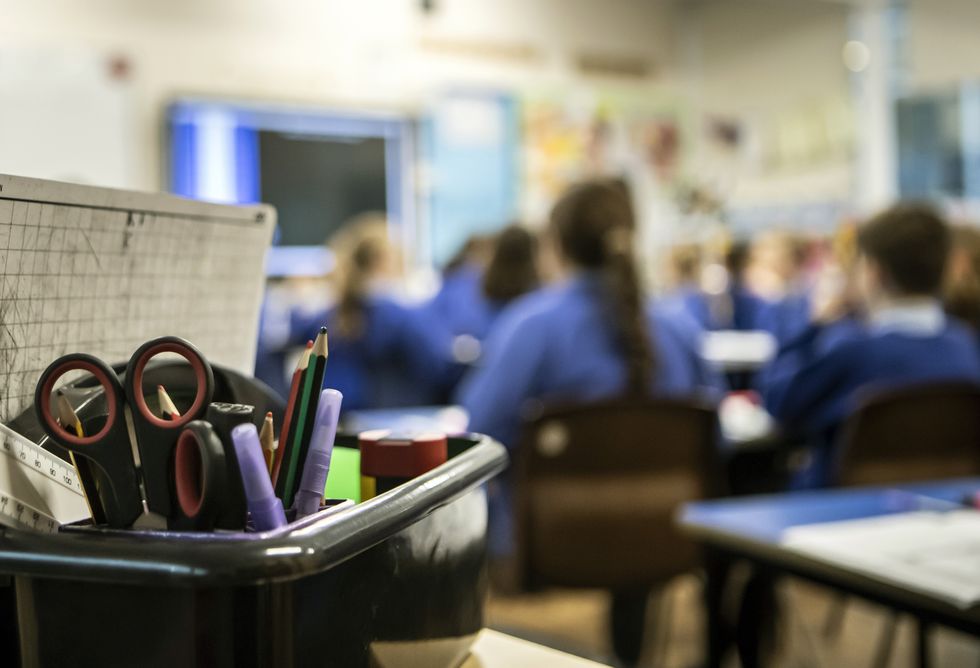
left=649, top=300, right=704, bottom=340
left=507, top=283, right=573, bottom=316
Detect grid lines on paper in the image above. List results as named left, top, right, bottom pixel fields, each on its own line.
left=0, top=196, right=270, bottom=423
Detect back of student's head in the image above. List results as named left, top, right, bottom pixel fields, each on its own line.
left=668, top=244, right=701, bottom=288
left=482, top=224, right=540, bottom=303
left=857, top=202, right=950, bottom=297
left=944, top=224, right=980, bottom=330
left=443, top=234, right=494, bottom=277
left=329, top=213, right=397, bottom=337
left=550, top=179, right=654, bottom=396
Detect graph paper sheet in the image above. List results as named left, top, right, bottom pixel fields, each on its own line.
left=0, top=173, right=275, bottom=424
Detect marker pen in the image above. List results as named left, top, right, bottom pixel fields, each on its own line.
left=293, top=389, right=343, bottom=517
left=231, top=423, right=287, bottom=531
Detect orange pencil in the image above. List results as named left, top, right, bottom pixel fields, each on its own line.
left=259, top=411, right=275, bottom=474
left=272, top=341, right=312, bottom=485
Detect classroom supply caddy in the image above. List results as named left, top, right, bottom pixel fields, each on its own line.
left=1, top=365, right=507, bottom=668
left=0, top=432, right=505, bottom=668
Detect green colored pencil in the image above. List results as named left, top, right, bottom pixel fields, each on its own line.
left=281, top=327, right=328, bottom=507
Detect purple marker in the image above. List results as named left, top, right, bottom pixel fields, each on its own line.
left=293, top=389, right=343, bottom=517
left=231, top=422, right=287, bottom=531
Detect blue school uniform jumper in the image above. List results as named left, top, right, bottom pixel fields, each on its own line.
left=662, top=285, right=770, bottom=332
left=758, top=290, right=812, bottom=346
left=761, top=301, right=980, bottom=487
left=458, top=274, right=723, bottom=449
left=292, top=297, right=454, bottom=411
left=423, top=264, right=501, bottom=342
left=457, top=274, right=722, bottom=557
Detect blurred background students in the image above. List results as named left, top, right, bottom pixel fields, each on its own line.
left=458, top=180, right=721, bottom=450
left=424, top=233, right=495, bottom=343
left=761, top=203, right=980, bottom=488
left=943, top=224, right=980, bottom=334
left=421, top=225, right=542, bottom=400
left=285, top=214, right=454, bottom=410
left=666, top=238, right=771, bottom=334
left=753, top=231, right=815, bottom=345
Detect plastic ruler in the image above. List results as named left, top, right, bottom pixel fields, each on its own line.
left=0, top=422, right=90, bottom=533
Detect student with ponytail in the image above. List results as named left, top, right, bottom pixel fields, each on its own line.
left=289, top=214, right=454, bottom=410
left=457, top=179, right=721, bottom=451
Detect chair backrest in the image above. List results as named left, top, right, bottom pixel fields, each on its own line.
left=514, top=397, right=722, bottom=590
left=835, top=381, right=980, bottom=487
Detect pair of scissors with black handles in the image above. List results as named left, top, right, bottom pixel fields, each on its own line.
left=35, top=336, right=227, bottom=530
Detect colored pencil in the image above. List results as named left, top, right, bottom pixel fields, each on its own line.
left=280, top=327, right=328, bottom=508
left=272, top=340, right=313, bottom=488
left=56, top=392, right=84, bottom=437
left=157, top=384, right=181, bottom=421
left=259, top=411, right=275, bottom=475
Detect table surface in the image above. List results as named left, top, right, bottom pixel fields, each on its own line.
left=679, top=478, right=980, bottom=631
left=680, top=478, right=980, bottom=543
left=340, top=405, right=470, bottom=435
left=464, top=630, right=610, bottom=668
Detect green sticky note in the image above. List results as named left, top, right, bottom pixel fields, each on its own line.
left=324, top=446, right=361, bottom=503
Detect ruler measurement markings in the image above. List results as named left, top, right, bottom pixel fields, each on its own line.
left=0, top=423, right=83, bottom=495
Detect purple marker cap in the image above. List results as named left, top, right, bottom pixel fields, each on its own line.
left=231, top=422, right=287, bottom=531
left=293, top=389, right=343, bottom=517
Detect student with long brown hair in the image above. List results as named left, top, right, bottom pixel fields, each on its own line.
left=458, top=180, right=718, bottom=448
left=457, top=180, right=719, bottom=667
left=291, top=214, right=454, bottom=409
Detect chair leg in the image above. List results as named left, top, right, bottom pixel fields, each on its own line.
left=917, top=619, right=931, bottom=668
left=649, top=585, right=673, bottom=667
left=871, top=613, right=900, bottom=668
left=736, top=569, right=779, bottom=668
left=822, top=593, right=848, bottom=639
left=609, top=589, right=651, bottom=668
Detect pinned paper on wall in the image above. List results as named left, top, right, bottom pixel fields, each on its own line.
left=0, top=173, right=276, bottom=425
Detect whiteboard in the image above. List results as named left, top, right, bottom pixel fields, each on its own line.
left=0, top=47, right=135, bottom=189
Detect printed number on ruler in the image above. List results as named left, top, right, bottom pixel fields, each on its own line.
left=0, top=423, right=84, bottom=495
left=0, top=494, right=59, bottom=534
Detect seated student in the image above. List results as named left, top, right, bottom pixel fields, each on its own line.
left=753, top=231, right=814, bottom=345
left=943, top=224, right=980, bottom=333
left=457, top=180, right=721, bottom=450
left=475, top=225, right=541, bottom=336
left=668, top=241, right=771, bottom=332
left=457, top=180, right=720, bottom=668
left=423, top=233, right=494, bottom=341
left=291, top=214, right=454, bottom=410
left=762, top=203, right=980, bottom=487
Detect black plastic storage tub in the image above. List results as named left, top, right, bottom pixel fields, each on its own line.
left=0, top=434, right=507, bottom=668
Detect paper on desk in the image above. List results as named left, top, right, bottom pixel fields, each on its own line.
left=782, top=510, right=980, bottom=609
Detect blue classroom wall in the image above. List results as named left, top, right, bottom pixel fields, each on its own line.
left=423, top=90, right=520, bottom=268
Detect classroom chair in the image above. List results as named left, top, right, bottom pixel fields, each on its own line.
left=825, top=381, right=980, bottom=668
left=514, top=397, right=724, bottom=667
left=833, top=380, right=980, bottom=487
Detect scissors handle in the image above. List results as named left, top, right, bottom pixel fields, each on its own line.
left=124, top=336, right=215, bottom=518
left=34, top=354, right=143, bottom=528
left=172, top=421, right=227, bottom=531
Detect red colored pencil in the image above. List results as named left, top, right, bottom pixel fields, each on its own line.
left=272, top=341, right=312, bottom=486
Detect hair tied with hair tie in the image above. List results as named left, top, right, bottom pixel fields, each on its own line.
left=605, top=227, right=633, bottom=255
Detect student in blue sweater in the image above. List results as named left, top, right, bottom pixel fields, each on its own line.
left=458, top=183, right=721, bottom=450
left=457, top=179, right=720, bottom=667
left=762, top=203, right=980, bottom=487
left=291, top=216, right=455, bottom=410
